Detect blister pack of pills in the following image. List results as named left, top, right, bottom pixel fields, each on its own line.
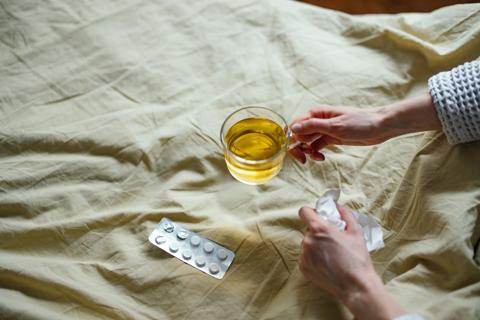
left=149, top=218, right=235, bottom=279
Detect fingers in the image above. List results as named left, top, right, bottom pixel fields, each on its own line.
left=291, top=105, right=340, bottom=125
left=290, top=104, right=343, bottom=136
left=299, top=143, right=313, bottom=154
left=289, top=144, right=325, bottom=163
left=300, top=204, right=360, bottom=234
left=310, top=151, right=325, bottom=161
left=309, top=105, right=342, bottom=118
left=337, top=204, right=360, bottom=232
left=294, top=132, right=323, bottom=144
left=290, top=113, right=312, bottom=127
left=310, top=137, right=329, bottom=152
left=291, top=118, right=331, bottom=135
left=288, top=146, right=306, bottom=164
left=298, top=206, right=328, bottom=233
left=291, top=136, right=329, bottom=162
left=289, top=106, right=343, bottom=162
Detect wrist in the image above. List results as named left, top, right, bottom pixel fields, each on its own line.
left=375, top=104, right=412, bottom=139
left=375, top=94, right=442, bottom=139
left=340, top=270, right=382, bottom=312
left=369, top=106, right=407, bottom=142
left=341, top=270, right=405, bottom=320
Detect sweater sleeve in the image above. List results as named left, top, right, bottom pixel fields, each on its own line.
left=428, top=60, right=480, bottom=144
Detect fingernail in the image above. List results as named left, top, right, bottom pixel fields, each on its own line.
left=291, top=123, right=301, bottom=131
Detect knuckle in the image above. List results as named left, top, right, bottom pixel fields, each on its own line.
left=329, top=118, right=344, bottom=132
left=302, top=235, right=314, bottom=248
left=309, top=221, right=325, bottom=234
left=316, top=226, right=332, bottom=238
left=303, top=233, right=321, bottom=249
left=311, top=105, right=329, bottom=114
left=303, top=120, right=316, bottom=131
left=350, top=221, right=360, bottom=232
left=353, top=227, right=363, bottom=238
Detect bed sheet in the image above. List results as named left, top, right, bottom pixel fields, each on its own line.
left=1, top=0, right=480, bottom=319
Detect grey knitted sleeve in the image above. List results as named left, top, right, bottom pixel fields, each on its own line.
left=428, top=60, right=480, bottom=144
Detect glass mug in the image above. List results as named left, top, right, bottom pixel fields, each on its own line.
left=220, top=106, right=292, bottom=185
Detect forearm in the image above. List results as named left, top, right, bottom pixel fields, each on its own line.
left=342, top=271, right=405, bottom=320
left=376, top=93, right=442, bottom=138
left=375, top=60, right=480, bottom=144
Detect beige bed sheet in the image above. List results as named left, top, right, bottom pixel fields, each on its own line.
left=1, top=0, right=480, bottom=319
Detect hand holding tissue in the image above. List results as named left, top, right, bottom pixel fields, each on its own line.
left=315, top=190, right=384, bottom=252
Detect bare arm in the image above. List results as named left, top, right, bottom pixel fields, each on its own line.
left=290, top=60, right=480, bottom=163
left=289, top=93, right=442, bottom=163
left=378, top=93, right=441, bottom=137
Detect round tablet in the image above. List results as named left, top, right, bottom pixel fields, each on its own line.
left=195, top=256, right=206, bottom=267
left=163, top=221, right=175, bottom=233
left=169, top=242, right=179, bottom=252
left=203, top=242, right=214, bottom=253
left=190, top=235, right=201, bottom=246
left=217, top=249, right=228, bottom=260
left=182, top=249, right=192, bottom=260
left=155, top=235, right=166, bottom=244
left=177, top=230, right=189, bottom=240
left=208, top=263, right=219, bottom=274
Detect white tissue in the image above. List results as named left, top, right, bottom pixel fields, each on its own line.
left=315, top=194, right=346, bottom=230
left=315, top=190, right=384, bottom=252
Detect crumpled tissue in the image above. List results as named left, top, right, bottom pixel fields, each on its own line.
left=315, top=190, right=384, bottom=252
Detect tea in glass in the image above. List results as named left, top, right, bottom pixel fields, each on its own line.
left=220, top=107, right=290, bottom=185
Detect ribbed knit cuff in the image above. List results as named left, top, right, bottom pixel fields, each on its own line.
left=428, top=60, right=480, bottom=144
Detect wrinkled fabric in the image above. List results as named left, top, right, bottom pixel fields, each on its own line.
left=1, top=1, right=480, bottom=319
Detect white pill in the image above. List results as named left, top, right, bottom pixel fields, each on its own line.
left=195, top=256, right=206, bottom=267
left=208, top=263, right=219, bottom=274
left=190, top=235, right=201, bottom=246
left=169, top=242, right=179, bottom=252
left=155, top=235, right=166, bottom=244
left=163, top=221, right=175, bottom=233
left=182, top=249, right=192, bottom=260
left=203, top=242, right=214, bottom=253
left=217, top=249, right=228, bottom=260
left=177, top=230, right=189, bottom=240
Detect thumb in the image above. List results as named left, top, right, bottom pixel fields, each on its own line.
left=291, top=118, right=331, bottom=135
left=337, top=204, right=360, bottom=232
left=298, top=206, right=329, bottom=233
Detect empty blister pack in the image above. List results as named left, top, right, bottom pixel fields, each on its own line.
left=149, top=218, right=235, bottom=279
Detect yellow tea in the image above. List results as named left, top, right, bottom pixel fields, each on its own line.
left=224, top=117, right=287, bottom=184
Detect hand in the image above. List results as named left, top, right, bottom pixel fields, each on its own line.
left=298, top=205, right=405, bottom=320
left=298, top=204, right=376, bottom=300
left=288, top=105, right=388, bottom=163
left=289, top=94, right=441, bottom=163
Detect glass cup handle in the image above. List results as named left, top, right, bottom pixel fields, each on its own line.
left=285, top=126, right=300, bottom=150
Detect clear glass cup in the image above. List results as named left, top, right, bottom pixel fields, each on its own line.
left=220, top=106, right=291, bottom=185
